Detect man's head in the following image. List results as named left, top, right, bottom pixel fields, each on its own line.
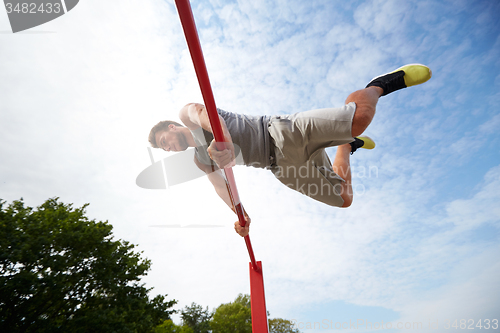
left=149, top=120, right=188, bottom=152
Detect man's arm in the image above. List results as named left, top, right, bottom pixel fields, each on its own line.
left=194, top=155, right=250, bottom=237
left=180, top=103, right=236, bottom=169
left=179, top=103, right=228, bottom=136
left=193, top=155, right=232, bottom=208
left=183, top=103, right=248, bottom=235
left=178, top=103, right=207, bottom=130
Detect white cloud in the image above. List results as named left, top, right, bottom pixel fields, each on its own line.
left=397, top=249, right=500, bottom=332
left=444, top=165, right=500, bottom=230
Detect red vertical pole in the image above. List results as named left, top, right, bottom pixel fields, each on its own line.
left=174, top=0, right=258, bottom=270
left=174, top=1, right=268, bottom=332
left=250, top=261, right=269, bottom=333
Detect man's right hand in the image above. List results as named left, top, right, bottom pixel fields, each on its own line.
left=207, top=140, right=236, bottom=169
left=234, top=215, right=251, bottom=237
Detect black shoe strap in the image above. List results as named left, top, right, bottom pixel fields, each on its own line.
left=350, top=138, right=364, bottom=155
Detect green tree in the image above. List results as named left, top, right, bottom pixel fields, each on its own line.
left=210, top=294, right=251, bottom=333
left=155, top=319, right=194, bottom=333
left=0, top=198, right=177, bottom=333
left=181, top=302, right=212, bottom=333
left=269, top=318, right=300, bottom=333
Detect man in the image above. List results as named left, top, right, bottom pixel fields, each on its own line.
left=149, top=64, right=432, bottom=237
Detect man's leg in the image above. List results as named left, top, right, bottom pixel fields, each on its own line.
left=328, top=84, right=383, bottom=207
left=333, top=64, right=432, bottom=206
left=332, top=144, right=353, bottom=207
left=347, top=64, right=433, bottom=137
left=346, top=86, right=383, bottom=137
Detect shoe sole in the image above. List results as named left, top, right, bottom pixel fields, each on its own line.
left=356, top=136, right=376, bottom=149
left=369, top=63, right=432, bottom=88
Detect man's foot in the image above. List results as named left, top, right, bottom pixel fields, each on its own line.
left=366, top=64, right=432, bottom=96
left=350, top=136, right=376, bottom=155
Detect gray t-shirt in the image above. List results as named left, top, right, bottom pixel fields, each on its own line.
left=191, top=108, right=272, bottom=169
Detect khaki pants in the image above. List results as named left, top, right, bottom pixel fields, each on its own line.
left=268, top=102, right=356, bottom=207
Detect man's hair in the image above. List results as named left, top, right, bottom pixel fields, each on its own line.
left=148, top=120, right=184, bottom=148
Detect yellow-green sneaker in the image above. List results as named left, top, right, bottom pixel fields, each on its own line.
left=366, top=64, right=432, bottom=96
left=350, top=136, right=376, bottom=155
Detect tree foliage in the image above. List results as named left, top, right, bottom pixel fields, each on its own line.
left=0, top=198, right=176, bottom=333
left=210, top=294, right=252, bottom=333
left=181, top=302, right=212, bottom=333
left=155, top=319, right=193, bottom=333
left=269, top=318, right=300, bottom=333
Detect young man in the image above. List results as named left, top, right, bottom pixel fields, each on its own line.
left=149, top=64, right=432, bottom=237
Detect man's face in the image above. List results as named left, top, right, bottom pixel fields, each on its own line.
left=155, top=125, right=188, bottom=152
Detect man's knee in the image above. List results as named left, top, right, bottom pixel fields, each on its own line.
left=351, top=106, right=374, bottom=137
left=339, top=190, right=353, bottom=207
left=341, top=196, right=352, bottom=208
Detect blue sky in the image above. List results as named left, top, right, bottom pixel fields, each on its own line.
left=1, top=0, right=499, bottom=332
